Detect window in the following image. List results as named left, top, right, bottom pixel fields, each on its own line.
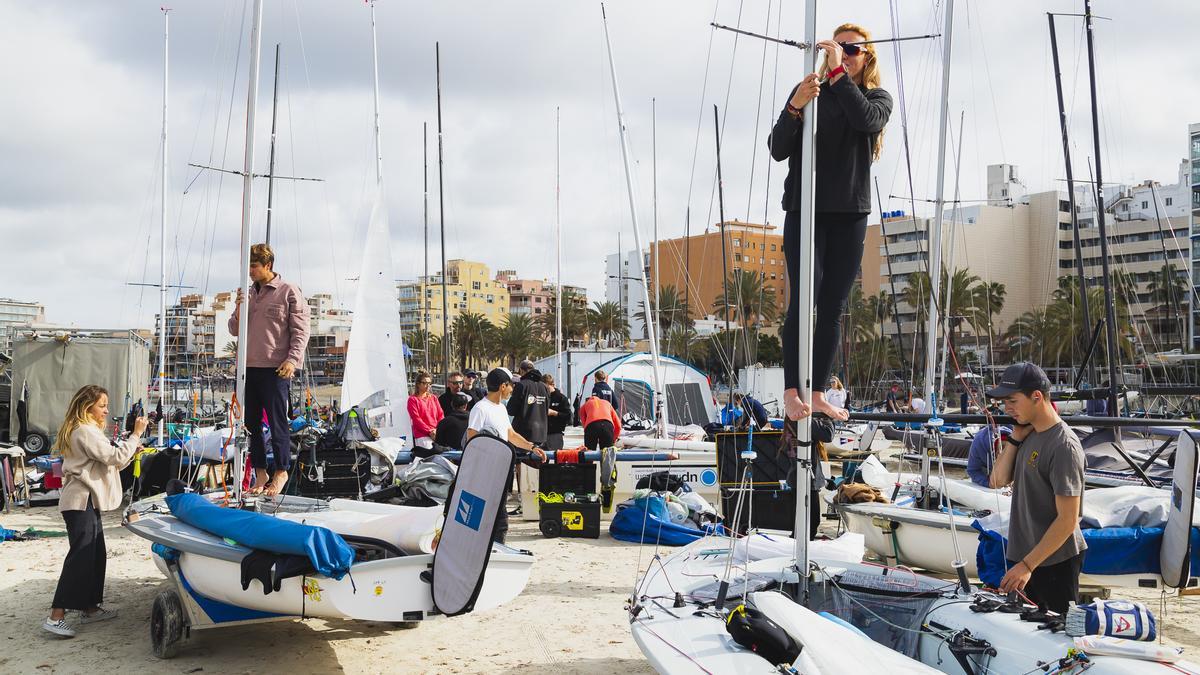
left=733, top=238, right=741, bottom=247
left=1059, top=199, right=1070, bottom=213
left=734, top=253, right=742, bottom=262
left=1001, top=188, right=1008, bottom=197
left=1166, top=197, right=1173, bottom=206
left=1142, top=201, right=1148, bottom=209
left=770, top=244, right=777, bottom=251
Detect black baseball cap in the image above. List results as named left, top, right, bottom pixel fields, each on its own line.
left=986, top=362, right=1051, bottom=398
left=485, top=367, right=514, bottom=392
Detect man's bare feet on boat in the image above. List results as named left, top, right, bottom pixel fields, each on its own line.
left=263, top=470, right=289, bottom=496
left=249, top=468, right=270, bottom=495
left=811, top=391, right=849, bottom=421
left=783, top=388, right=812, bottom=420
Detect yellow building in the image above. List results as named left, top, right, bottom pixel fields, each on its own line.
left=399, top=259, right=510, bottom=336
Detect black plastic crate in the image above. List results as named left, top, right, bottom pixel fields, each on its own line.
left=538, top=462, right=596, bottom=497
left=539, top=500, right=601, bottom=538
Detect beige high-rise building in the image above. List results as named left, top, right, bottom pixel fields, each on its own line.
left=398, top=259, right=510, bottom=336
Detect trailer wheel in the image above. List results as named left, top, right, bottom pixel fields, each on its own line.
left=151, top=588, right=185, bottom=659
left=539, top=519, right=561, bottom=538
left=22, top=432, right=49, bottom=458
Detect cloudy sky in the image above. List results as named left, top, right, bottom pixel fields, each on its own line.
left=2, top=0, right=1197, bottom=331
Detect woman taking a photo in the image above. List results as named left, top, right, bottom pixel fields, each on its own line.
left=770, top=23, right=892, bottom=422
left=43, top=385, right=147, bottom=637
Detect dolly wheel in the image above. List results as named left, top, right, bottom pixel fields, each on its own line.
left=151, top=588, right=185, bottom=659
left=539, top=519, right=562, bottom=538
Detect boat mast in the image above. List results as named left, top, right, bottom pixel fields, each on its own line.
left=429, top=123, right=434, bottom=369
left=922, top=0, right=954, bottom=421
left=1048, top=13, right=1097, bottom=389
left=158, top=7, right=169, bottom=448
left=600, top=4, right=667, bottom=433
left=234, top=0, right=265, bottom=501
left=1083, top=0, right=1124, bottom=416
left=712, top=105, right=734, bottom=390
left=936, top=112, right=965, bottom=406
left=264, top=43, right=281, bottom=245
left=652, top=97, right=660, bottom=358
left=369, top=1, right=383, bottom=184
left=784, top=0, right=821, bottom=595
left=555, top=106, right=564, bottom=384
left=436, top=44, right=450, bottom=377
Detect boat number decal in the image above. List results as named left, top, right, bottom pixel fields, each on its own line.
left=631, top=465, right=718, bottom=490
left=303, top=578, right=323, bottom=602
left=455, top=490, right=486, bottom=531
left=562, top=511, right=584, bottom=530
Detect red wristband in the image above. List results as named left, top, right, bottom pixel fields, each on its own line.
left=828, top=65, right=845, bottom=80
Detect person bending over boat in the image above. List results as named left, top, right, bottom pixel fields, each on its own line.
left=769, top=22, right=893, bottom=422
left=987, top=363, right=1086, bottom=614
left=229, top=243, right=311, bottom=496
left=43, top=385, right=148, bottom=638
left=466, top=368, right=547, bottom=542
left=579, top=394, right=622, bottom=451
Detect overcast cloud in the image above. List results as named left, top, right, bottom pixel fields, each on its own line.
left=2, top=0, right=1197, bottom=331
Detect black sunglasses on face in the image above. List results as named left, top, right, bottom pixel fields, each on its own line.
left=450, top=380, right=464, bottom=385
left=840, top=42, right=866, bottom=56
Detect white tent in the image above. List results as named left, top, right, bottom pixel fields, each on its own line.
left=573, top=352, right=718, bottom=427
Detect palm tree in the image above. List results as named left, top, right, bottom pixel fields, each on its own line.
left=537, top=289, right=590, bottom=345
left=974, top=281, right=1007, bottom=352
left=450, top=312, right=495, bottom=371
left=404, top=327, right=434, bottom=370
left=662, top=324, right=707, bottom=364
left=1146, top=263, right=1188, bottom=348
left=222, top=340, right=237, bottom=358
left=589, top=301, right=629, bottom=345
left=635, top=284, right=693, bottom=338
left=711, top=270, right=778, bottom=329
left=493, top=314, right=538, bottom=370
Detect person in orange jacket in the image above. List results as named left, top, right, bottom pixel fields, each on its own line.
left=579, top=395, right=621, bottom=451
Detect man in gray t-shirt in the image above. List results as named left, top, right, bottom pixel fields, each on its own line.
left=987, top=362, right=1086, bottom=613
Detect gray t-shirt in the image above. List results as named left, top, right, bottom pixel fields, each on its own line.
left=1007, top=420, right=1087, bottom=566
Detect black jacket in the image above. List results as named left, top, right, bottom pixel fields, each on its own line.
left=546, top=389, right=571, bottom=436
left=438, top=390, right=461, bottom=417
left=768, top=76, right=892, bottom=214
left=434, top=410, right=469, bottom=451
left=507, top=370, right=549, bottom=444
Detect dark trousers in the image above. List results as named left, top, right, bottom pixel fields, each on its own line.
left=583, top=420, right=616, bottom=451
left=782, top=211, right=868, bottom=390
left=544, top=432, right=565, bottom=452
left=494, top=460, right=516, bottom=544
left=52, top=500, right=105, bottom=611
left=1018, top=552, right=1084, bottom=614
left=245, top=367, right=292, bottom=473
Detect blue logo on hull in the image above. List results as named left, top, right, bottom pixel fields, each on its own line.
left=455, top=490, right=486, bottom=531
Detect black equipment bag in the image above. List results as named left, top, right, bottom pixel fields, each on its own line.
left=725, top=603, right=802, bottom=666
left=294, top=429, right=370, bottom=499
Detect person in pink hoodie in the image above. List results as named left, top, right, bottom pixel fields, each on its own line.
left=407, top=370, right=443, bottom=451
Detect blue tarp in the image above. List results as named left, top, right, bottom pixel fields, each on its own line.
left=974, top=522, right=1200, bottom=588
left=609, top=496, right=725, bottom=546
left=166, top=492, right=355, bottom=579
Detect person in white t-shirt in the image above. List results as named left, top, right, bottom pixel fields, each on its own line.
left=825, top=376, right=848, bottom=411
left=909, top=393, right=927, bottom=414
left=466, top=367, right=545, bottom=543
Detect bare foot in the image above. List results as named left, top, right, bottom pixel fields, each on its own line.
left=783, top=388, right=812, bottom=421
left=263, top=470, right=289, bottom=496
left=249, top=468, right=270, bottom=495
left=811, top=391, right=849, bottom=421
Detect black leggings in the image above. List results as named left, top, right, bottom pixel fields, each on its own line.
left=782, top=210, right=868, bottom=391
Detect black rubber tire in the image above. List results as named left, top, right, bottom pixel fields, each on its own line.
left=151, top=588, right=185, bottom=659
left=539, top=518, right=561, bottom=538
left=22, top=432, right=49, bottom=458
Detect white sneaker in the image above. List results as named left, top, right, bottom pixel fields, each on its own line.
left=42, top=617, right=76, bottom=638
left=79, top=606, right=118, bottom=624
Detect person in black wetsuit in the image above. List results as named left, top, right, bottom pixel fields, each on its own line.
left=769, top=22, right=893, bottom=423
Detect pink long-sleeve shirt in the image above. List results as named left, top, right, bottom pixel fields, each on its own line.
left=407, top=394, right=444, bottom=440
left=227, top=273, right=311, bottom=368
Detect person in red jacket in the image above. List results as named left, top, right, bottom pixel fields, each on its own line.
left=579, top=395, right=621, bottom=451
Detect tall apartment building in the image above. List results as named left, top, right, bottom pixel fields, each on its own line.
left=604, top=247, right=650, bottom=338
left=646, top=220, right=787, bottom=329
left=397, top=259, right=510, bottom=336
left=1190, top=123, right=1200, bottom=350
left=0, top=298, right=46, bottom=355
left=865, top=161, right=1194, bottom=362
left=496, top=271, right=587, bottom=322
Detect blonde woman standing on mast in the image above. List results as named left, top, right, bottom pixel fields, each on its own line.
left=769, top=23, right=893, bottom=422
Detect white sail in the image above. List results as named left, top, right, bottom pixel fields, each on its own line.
left=340, top=184, right=412, bottom=442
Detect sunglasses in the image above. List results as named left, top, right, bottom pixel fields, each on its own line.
left=450, top=380, right=464, bottom=385
left=840, top=42, right=867, bottom=56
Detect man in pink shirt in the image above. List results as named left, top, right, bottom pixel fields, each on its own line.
left=407, top=371, right=443, bottom=451
left=228, top=243, right=310, bottom=495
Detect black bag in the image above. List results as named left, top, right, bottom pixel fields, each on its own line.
left=294, top=429, right=370, bottom=499
left=635, top=470, right=686, bottom=493
left=725, top=604, right=801, bottom=666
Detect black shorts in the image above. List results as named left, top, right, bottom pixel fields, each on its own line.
left=1016, top=552, right=1083, bottom=614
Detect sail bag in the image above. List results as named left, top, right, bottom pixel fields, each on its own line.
left=431, top=432, right=513, bottom=616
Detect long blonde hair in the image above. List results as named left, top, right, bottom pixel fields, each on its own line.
left=54, top=385, right=107, bottom=457
left=820, top=22, right=885, bottom=161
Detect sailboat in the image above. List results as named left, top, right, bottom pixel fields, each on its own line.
left=627, top=1, right=1198, bottom=671
left=123, top=2, right=532, bottom=657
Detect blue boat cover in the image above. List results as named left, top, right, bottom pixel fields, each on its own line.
left=609, top=496, right=725, bottom=546
left=166, top=492, right=354, bottom=579
left=974, top=522, right=1200, bottom=588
